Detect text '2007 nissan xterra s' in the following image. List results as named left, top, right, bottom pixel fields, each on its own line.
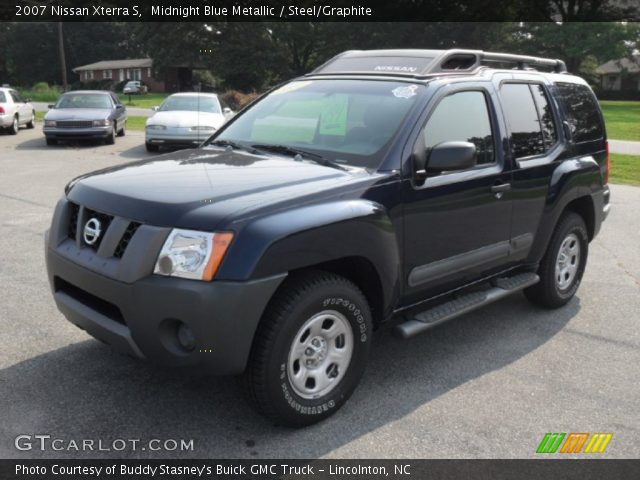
left=46, top=49, right=610, bottom=426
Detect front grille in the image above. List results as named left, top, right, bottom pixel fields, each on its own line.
left=68, top=202, right=80, bottom=240
left=83, top=208, right=113, bottom=251
left=57, top=120, right=93, bottom=129
left=66, top=202, right=141, bottom=258
left=114, top=222, right=141, bottom=258
left=54, top=277, right=126, bottom=325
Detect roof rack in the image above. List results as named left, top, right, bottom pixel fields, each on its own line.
left=311, top=49, right=568, bottom=77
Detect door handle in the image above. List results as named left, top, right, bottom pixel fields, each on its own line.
left=491, top=182, right=511, bottom=199
left=491, top=183, right=511, bottom=193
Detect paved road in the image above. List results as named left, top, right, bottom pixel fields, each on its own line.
left=33, top=102, right=153, bottom=117
left=609, top=139, right=640, bottom=155
left=0, top=128, right=638, bottom=459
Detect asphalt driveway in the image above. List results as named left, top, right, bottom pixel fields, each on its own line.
left=0, top=128, right=638, bottom=459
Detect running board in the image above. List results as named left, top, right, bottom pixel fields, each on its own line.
left=394, top=272, right=540, bottom=339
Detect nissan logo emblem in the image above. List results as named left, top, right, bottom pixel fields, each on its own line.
left=83, top=218, right=102, bottom=245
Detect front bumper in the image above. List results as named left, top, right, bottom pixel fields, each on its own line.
left=45, top=198, right=285, bottom=374
left=44, top=126, right=112, bottom=140
left=146, top=127, right=213, bottom=147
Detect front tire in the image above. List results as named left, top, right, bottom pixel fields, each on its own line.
left=525, top=212, right=588, bottom=308
left=45, top=138, right=57, bottom=146
left=117, top=120, right=126, bottom=137
left=242, top=271, right=372, bottom=427
left=145, top=142, right=159, bottom=152
left=105, top=122, right=116, bottom=145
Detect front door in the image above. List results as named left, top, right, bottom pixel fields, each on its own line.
left=402, top=84, right=514, bottom=304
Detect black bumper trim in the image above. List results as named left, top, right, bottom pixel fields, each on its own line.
left=46, top=246, right=286, bottom=375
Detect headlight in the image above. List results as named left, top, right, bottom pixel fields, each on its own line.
left=190, top=126, right=215, bottom=131
left=146, top=124, right=166, bottom=130
left=44, top=120, right=56, bottom=127
left=154, top=229, right=234, bottom=281
left=93, top=119, right=111, bottom=127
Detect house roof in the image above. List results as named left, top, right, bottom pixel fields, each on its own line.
left=73, top=58, right=152, bottom=72
left=597, top=55, right=640, bottom=74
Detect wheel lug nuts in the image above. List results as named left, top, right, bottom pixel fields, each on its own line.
left=305, top=348, right=314, bottom=356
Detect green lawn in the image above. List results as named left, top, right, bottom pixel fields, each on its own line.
left=610, top=153, right=640, bottom=186
left=126, top=116, right=147, bottom=130
left=600, top=101, right=640, bottom=142
left=118, top=93, right=168, bottom=109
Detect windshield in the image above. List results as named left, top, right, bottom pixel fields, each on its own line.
left=208, top=79, right=423, bottom=169
left=159, top=95, right=221, bottom=114
left=55, top=93, right=112, bottom=109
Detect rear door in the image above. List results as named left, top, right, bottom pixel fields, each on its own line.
left=495, top=79, right=564, bottom=263
left=401, top=82, right=514, bottom=304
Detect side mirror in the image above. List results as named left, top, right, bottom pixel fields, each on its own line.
left=48, top=104, right=55, bottom=109
left=151, top=106, right=159, bottom=111
left=25, top=98, right=31, bottom=103
left=223, top=107, right=233, bottom=116
left=426, top=141, right=477, bottom=172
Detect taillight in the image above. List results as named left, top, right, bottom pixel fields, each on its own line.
left=604, top=141, right=610, bottom=185
left=0, top=106, right=5, bottom=114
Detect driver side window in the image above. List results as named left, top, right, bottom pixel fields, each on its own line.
left=423, top=91, right=495, bottom=165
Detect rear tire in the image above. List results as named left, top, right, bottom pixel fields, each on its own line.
left=26, top=112, right=35, bottom=129
left=524, top=212, right=588, bottom=309
left=242, top=271, right=372, bottom=427
left=145, top=142, right=159, bottom=152
left=9, top=115, right=19, bottom=135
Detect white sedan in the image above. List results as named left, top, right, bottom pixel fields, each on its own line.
left=0, top=87, right=36, bottom=135
left=145, top=92, right=233, bottom=152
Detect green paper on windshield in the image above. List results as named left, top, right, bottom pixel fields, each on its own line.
left=319, top=94, right=349, bottom=136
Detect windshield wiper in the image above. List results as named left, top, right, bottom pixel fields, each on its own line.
left=207, top=139, right=256, bottom=153
left=251, top=144, right=347, bottom=171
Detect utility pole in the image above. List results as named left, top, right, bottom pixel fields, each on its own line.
left=58, top=22, right=67, bottom=91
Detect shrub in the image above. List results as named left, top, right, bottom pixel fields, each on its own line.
left=220, top=90, right=259, bottom=111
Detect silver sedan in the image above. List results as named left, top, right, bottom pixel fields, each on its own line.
left=145, top=93, right=233, bottom=152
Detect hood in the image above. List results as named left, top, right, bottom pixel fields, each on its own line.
left=147, top=111, right=226, bottom=129
left=45, top=108, right=111, bottom=121
left=66, top=148, right=377, bottom=231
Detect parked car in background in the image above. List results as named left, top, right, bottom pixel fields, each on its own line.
left=123, top=81, right=147, bottom=95
left=43, top=91, right=127, bottom=145
left=145, top=92, right=233, bottom=152
left=0, top=87, right=35, bottom=135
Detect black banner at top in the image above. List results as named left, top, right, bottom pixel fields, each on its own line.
left=3, top=0, right=640, bottom=22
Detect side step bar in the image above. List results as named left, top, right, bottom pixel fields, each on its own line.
left=394, top=272, right=540, bottom=339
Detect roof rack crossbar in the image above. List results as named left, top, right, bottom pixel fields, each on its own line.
left=310, top=49, right=568, bottom=77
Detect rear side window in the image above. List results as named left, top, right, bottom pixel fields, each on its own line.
left=530, top=84, right=558, bottom=150
left=500, top=83, right=547, bottom=158
left=554, top=82, right=604, bottom=143
left=0, top=91, right=5, bottom=102
left=423, top=91, right=495, bottom=165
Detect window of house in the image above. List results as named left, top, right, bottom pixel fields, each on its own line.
left=500, top=83, right=546, bottom=158
left=132, top=69, right=141, bottom=81
left=119, top=69, right=124, bottom=81
left=422, top=90, right=495, bottom=165
left=104, top=69, right=112, bottom=79
left=147, top=67, right=152, bottom=78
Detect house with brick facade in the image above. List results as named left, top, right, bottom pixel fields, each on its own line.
left=596, top=55, right=640, bottom=92
left=73, top=58, right=165, bottom=92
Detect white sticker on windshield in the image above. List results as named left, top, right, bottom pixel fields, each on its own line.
left=392, top=84, right=418, bottom=99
